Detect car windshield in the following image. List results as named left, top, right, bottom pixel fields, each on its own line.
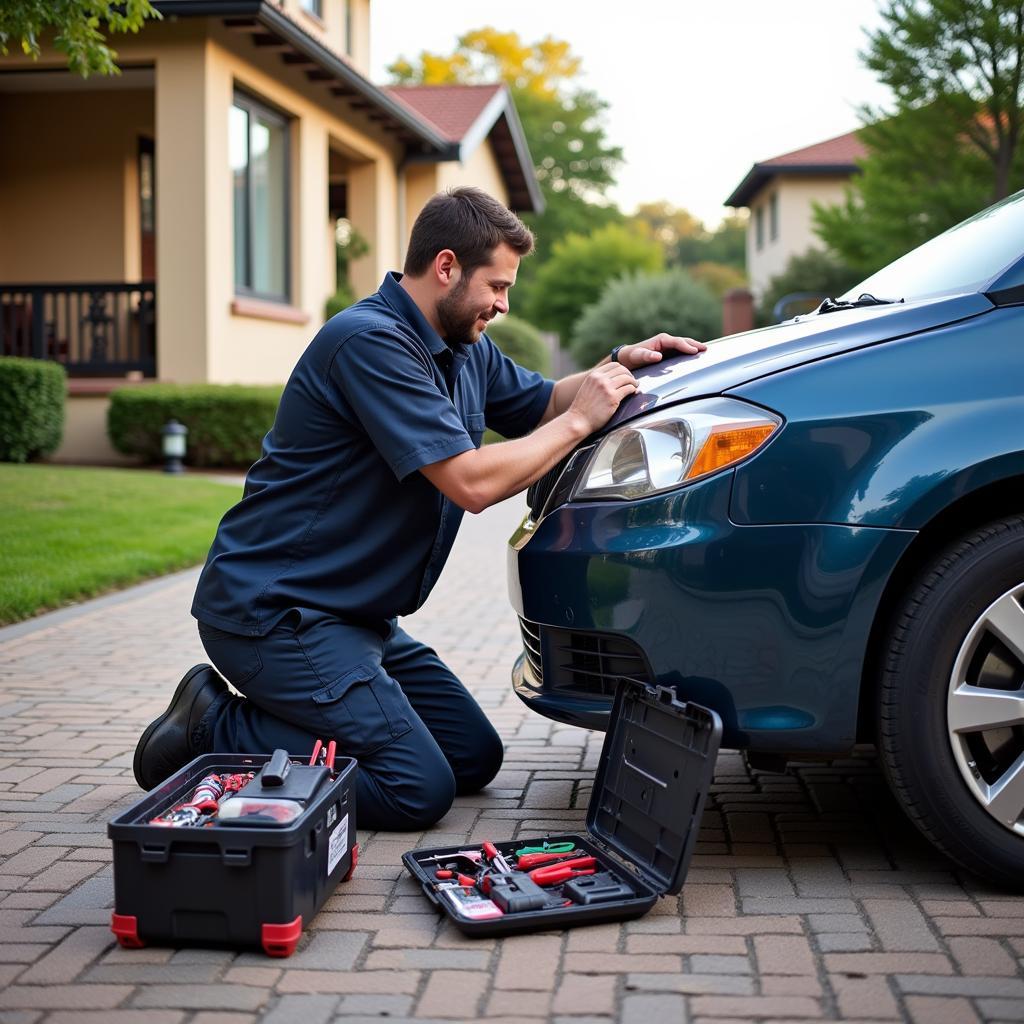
left=842, top=188, right=1024, bottom=303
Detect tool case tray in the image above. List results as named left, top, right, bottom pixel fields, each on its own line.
left=108, top=752, right=357, bottom=956
left=404, top=681, right=721, bottom=937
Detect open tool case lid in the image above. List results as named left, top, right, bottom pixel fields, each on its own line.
left=586, top=681, right=722, bottom=896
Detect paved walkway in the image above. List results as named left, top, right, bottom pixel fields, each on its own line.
left=0, top=497, right=1022, bottom=1023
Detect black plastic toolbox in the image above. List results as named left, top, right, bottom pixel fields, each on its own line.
left=404, top=680, right=721, bottom=936
left=108, top=752, right=357, bottom=956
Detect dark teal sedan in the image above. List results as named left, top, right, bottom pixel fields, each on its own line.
left=509, top=190, right=1024, bottom=886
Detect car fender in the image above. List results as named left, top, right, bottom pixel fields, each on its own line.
left=729, top=304, right=1024, bottom=530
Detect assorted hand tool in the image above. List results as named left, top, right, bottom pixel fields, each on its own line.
left=413, top=840, right=636, bottom=920
left=147, top=742, right=338, bottom=829
left=405, top=682, right=724, bottom=937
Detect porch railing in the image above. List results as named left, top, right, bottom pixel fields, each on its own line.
left=0, top=283, right=156, bottom=377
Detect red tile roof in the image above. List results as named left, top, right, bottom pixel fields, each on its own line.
left=725, top=130, right=866, bottom=208
left=761, top=130, right=867, bottom=168
left=385, top=84, right=504, bottom=143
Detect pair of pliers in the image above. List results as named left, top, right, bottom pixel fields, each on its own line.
left=514, top=840, right=576, bottom=856
left=529, top=856, right=597, bottom=886
left=515, top=849, right=585, bottom=870
left=309, top=738, right=337, bottom=770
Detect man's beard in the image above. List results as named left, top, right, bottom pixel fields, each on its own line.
left=436, top=279, right=492, bottom=347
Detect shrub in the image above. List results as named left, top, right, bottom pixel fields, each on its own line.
left=486, top=315, right=551, bottom=376
left=108, top=383, right=283, bottom=468
left=0, top=357, right=66, bottom=463
left=526, top=224, right=663, bottom=343
left=324, top=223, right=370, bottom=321
left=325, top=281, right=357, bottom=321
left=570, top=269, right=721, bottom=368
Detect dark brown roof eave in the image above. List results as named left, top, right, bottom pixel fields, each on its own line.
left=152, top=0, right=456, bottom=156
left=492, top=96, right=544, bottom=214
left=725, top=162, right=862, bottom=209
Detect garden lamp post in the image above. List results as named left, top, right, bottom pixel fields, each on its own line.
left=161, top=419, right=188, bottom=474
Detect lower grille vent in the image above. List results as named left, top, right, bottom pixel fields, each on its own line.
left=518, top=618, right=652, bottom=696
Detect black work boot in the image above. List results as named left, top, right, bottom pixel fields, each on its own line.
left=133, top=664, right=227, bottom=790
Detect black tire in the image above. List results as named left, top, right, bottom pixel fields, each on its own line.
left=878, top=515, right=1024, bottom=889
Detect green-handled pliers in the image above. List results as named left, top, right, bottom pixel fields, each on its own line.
left=513, top=840, right=576, bottom=856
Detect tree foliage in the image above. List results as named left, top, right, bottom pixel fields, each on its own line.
left=485, top=315, right=551, bottom=376
left=815, top=0, right=1024, bottom=276
left=688, top=261, right=748, bottom=299
left=630, top=202, right=747, bottom=272
left=0, top=0, right=160, bottom=77
left=388, top=28, right=624, bottom=312
left=525, top=224, right=663, bottom=344
left=570, top=270, right=721, bottom=368
left=389, top=28, right=580, bottom=101
left=325, top=222, right=370, bottom=320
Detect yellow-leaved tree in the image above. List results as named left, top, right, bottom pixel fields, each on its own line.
left=388, top=28, right=624, bottom=322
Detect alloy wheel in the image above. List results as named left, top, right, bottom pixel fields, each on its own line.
left=947, top=583, right=1024, bottom=834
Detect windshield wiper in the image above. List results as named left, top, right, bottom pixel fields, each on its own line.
left=816, top=293, right=904, bottom=315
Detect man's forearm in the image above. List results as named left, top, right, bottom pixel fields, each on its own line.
left=457, top=412, right=590, bottom=511
left=421, top=361, right=640, bottom=514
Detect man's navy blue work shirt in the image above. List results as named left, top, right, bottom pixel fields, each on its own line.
left=191, top=272, right=554, bottom=636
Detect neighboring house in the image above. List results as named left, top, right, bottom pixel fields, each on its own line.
left=0, top=0, right=541, bottom=463
left=725, top=130, right=865, bottom=298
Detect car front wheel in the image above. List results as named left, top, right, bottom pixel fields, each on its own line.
left=878, top=515, right=1024, bottom=889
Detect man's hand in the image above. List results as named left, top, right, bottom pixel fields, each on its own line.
left=615, top=332, right=707, bottom=370
left=420, top=362, right=638, bottom=514
left=567, top=362, right=639, bottom=434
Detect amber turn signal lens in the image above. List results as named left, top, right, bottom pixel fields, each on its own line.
left=685, top=423, right=777, bottom=481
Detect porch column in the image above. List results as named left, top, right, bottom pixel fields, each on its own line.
left=347, top=157, right=400, bottom=299
left=154, top=37, right=216, bottom=383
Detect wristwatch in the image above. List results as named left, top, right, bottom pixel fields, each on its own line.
left=610, top=345, right=625, bottom=363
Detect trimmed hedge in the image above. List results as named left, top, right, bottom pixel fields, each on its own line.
left=108, top=383, right=283, bottom=468
left=486, top=315, right=551, bottom=376
left=0, top=358, right=66, bottom=463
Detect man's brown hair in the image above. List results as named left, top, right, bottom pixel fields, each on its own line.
left=403, top=187, right=534, bottom=278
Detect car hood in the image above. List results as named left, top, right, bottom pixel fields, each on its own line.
left=605, top=291, right=993, bottom=429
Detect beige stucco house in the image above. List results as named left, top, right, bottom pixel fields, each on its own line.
left=725, top=130, right=864, bottom=298
left=0, top=0, right=541, bottom=462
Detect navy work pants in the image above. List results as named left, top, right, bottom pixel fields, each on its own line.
left=196, top=609, right=504, bottom=831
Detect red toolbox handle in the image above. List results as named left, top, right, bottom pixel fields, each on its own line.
left=261, top=915, right=303, bottom=958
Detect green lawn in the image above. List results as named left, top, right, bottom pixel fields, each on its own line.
left=0, top=465, right=240, bottom=626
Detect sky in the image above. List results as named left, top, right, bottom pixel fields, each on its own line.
left=370, top=0, right=893, bottom=227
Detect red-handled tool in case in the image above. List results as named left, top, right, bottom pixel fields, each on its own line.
left=528, top=857, right=598, bottom=886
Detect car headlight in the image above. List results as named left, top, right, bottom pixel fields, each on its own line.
left=572, top=397, right=782, bottom=502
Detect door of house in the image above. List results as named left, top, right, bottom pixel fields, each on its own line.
left=139, top=137, right=155, bottom=279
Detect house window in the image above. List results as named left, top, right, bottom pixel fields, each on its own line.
left=344, top=0, right=353, bottom=56
left=769, top=192, right=779, bottom=243
left=301, top=0, right=323, bottom=19
left=755, top=206, right=764, bottom=251
left=230, top=91, right=290, bottom=303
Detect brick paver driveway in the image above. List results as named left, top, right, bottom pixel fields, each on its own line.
left=1, top=495, right=1023, bottom=1023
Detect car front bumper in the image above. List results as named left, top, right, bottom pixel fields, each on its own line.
left=508, top=470, right=915, bottom=753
